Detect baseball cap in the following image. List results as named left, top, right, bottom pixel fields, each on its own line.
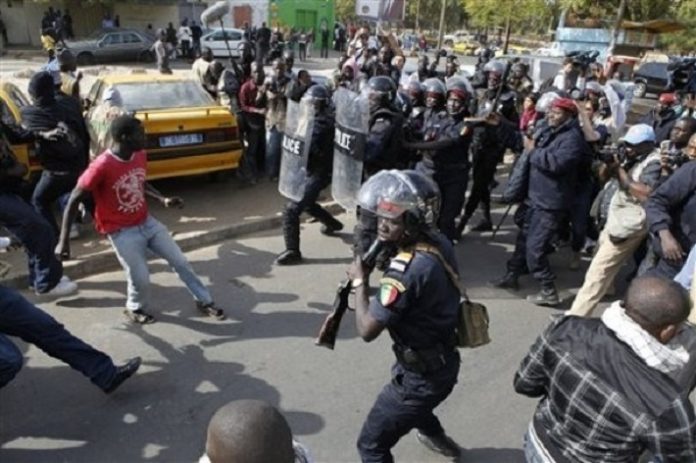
left=620, top=124, right=656, bottom=145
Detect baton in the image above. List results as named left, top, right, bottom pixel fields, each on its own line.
left=491, top=204, right=514, bottom=241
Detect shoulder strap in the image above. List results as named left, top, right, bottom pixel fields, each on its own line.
left=412, top=243, right=470, bottom=302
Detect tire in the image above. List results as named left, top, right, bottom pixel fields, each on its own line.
left=633, top=81, right=647, bottom=98
left=138, top=50, right=155, bottom=63
left=77, top=52, right=96, bottom=66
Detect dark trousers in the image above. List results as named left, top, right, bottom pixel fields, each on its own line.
left=0, top=285, right=116, bottom=390
left=436, top=172, right=468, bottom=241
left=298, top=43, right=307, bottom=61
left=180, top=39, right=191, bottom=59
left=569, top=180, right=595, bottom=252
left=357, top=359, right=459, bottom=463
left=507, top=205, right=562, bottom=287
left=282, top=174, right=339, bottom=251
left=463, top=159, right=497, bottom=221
left=240, top=117, right=265, bottom=181
left=321, top=41, right=329, bottom=58
left=266, top=127, right=282, bottom=179
left=0, top=193, right=63, bottom=293
left=31, top=170, right=79, bottom=235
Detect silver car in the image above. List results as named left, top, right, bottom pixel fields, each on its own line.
left=66, top=28, right=156, bottom=65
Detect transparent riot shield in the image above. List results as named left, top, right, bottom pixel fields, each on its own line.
left=331, top=87, right=370, bottom=210
left=278, top=98, right=315, bottom=201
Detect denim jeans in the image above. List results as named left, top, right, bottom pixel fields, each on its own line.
left=0, top=193, right=63, bottom=293
left=0, top=285, right=116, bottom=390
left=108, top=215, right=212, bottom=311
left=523, top=431, right=547, bottom=463
left=31, top=170, right=79, bottom=235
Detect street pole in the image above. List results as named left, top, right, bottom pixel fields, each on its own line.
left=608, top=0, right=627, bottom=56
left=437, top=0, right=447, bottom=49
left=416, top=0, right=421, bottom=31
left=502, top=5, right=511, bottom=54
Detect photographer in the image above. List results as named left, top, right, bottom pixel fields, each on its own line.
left=551, top=57, right=579, bottom=93
left=568, top=124, right=662, bottom=317
left=640, top=93, right=680, bottom=144
left=658, top=119, right=696, bottom=182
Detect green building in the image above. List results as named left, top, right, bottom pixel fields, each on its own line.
left=270, top=0, right=335, bottom=34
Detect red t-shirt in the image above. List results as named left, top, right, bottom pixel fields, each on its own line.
left=78, top=150, right=149, bottom=234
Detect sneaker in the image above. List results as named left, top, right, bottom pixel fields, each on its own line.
left=320, top=221, right=343, bottom=236
left=569, top=252, right=581, bottom=271
left=416, top=431, right=461, bottom=458
left=40, top=278, right=78, bottom=298
left=123, top=309, right=156, bottom=324
left=275, top=249, right=302, bottom=265
left=527, top=287, right=560, bottom=307
left=490, top=272, right=519, bottom=291
left=0, top=237, right=11, bottom=251
left=103, top=357, right=142, bottom=394
left=196, top=301, right=225, bottom=320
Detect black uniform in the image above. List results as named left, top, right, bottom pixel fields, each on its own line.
left=281, top=110, right=342, bottom=253
left=357, top=234, right=461, bottom=462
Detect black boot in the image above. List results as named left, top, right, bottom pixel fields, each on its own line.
left=416, top=431, right=461, bottom=458
left=320, top=218, right=343, bottom=236
left=103, top=357, right=142, bottom=394
left=275, top=249, right=302, bottom=265
left=490, top=272, right=519, bottom=291
left=454, top=214, right=471, bottom=241
left=471, top=202, right=492, bottom=231
left=527, top=285, right=560, bottom=307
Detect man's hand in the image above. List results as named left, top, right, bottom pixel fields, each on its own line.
left=523, top=135, right=535, bottom=152
left=163, top=196, right=184, bottom=208
left=347, top=255, right=370, bottom=281
left=484, top=112, right=500, bottom=126
left=659, top=229, right=684, bottom=263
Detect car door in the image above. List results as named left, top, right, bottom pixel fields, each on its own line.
left=121, top=32, right=146, bottom=61
left=98, top=32, right=124, bottom=62
left=203, top=30, right=225, bottom=57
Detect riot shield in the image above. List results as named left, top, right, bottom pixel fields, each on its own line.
left=331, top=87, right=370, bottom=210
left=278, top=98, right=315, bottom=201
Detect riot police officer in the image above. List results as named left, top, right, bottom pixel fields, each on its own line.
left=409, top=78, right=477, bottom=241
left=422, top=78, right=448, bottom=127
left=508, top=61, right=534, bottom=112
left=353, top=76, right=405, bottom=260
left=414, top=54, right=438, bottom=82
left=276, top=85, right=343, bottom=265
left=470, top=47, right=495, bottom=89
left=458, top=60, right=520, bottom=235
left=347, top=169, right=462, bottom=462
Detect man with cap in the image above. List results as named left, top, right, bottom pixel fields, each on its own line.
left=568, top=124, right=662, bottom=316
left=640, top=93, right=680, bottom=144
left=492, top=97, right=588, bottom=306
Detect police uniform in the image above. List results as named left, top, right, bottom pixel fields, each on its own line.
left=357, top=234, right=461, bottom=462
left=417, top=114, right=471, bottom=241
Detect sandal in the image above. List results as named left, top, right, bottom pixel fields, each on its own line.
left=124, top=309, right=156, bottom=324
left=197, top=302, right=225, bottom=320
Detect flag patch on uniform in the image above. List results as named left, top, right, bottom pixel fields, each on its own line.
left=379, top=278, right=405, bottom=307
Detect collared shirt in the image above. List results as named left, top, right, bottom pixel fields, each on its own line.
left=515, top=316, right=696, bottom=462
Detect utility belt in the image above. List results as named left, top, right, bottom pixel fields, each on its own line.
left=392, top=343, right=454, bottom=375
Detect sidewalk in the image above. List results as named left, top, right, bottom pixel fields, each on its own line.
left=0, top=175, right=340, bottom=290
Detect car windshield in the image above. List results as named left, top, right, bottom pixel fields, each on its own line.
left=113, top=80, right=215, bottom=112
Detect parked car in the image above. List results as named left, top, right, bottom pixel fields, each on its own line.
left=0, top=81, right=40, bottom=181
left=200, top=28, right=245, bottom=59
left=632, top=61, right=670, bottom=98
left=66, top=28, right=156, bottom=65
left=444, top=30, right=476, bottom=47
left=85, top=73, right=242, bottom=180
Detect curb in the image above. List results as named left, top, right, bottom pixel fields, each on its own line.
left=1, top=202, right=345, bottom=290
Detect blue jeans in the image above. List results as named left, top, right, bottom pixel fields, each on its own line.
left=523, top=431, right=546, bottom=463
left=0, top=285, right=116, bottom=390
left=675, top=244, right=696, bottom=291
left=31, top=170, right=79, bottom=235
left=266, top=126, right=283, bottom=179
left=0, top=193, right=63, bottom=293
left=108, top=215, right=212, bottom=311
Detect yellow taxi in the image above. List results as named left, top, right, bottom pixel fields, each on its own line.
left=0, top=80, right=41, bottom=180
left=85, top=73, right=242, bottom=180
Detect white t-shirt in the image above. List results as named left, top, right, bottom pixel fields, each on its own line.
left=178, top=26, right=192, bottom=42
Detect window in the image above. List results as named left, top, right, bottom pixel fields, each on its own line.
left=102, top=34, right=123, bottom=46
left=123, top=33, right=143, bottom=44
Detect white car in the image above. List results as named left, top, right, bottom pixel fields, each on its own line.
left=200, top=28, right=245, bottom=58
left=444, top=30, right=476, bottom=47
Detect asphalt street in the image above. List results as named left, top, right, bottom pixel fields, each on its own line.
left=1, top=207, right=599, bottom=463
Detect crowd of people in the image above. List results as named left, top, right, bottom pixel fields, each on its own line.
left=2, top=17, right=696, bottom=462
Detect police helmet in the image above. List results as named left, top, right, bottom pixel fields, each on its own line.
left=511, top=62, right=527, bottom=75
left=406, top=80, right=424, bottom=105
left=396, top=91, right=412, bottom=118
left=484, top=60, right=507, bottom=76
left=446, top=77, right=473, bottom=101
left=357, top=169, right=440, bottom=232
left=478, top=47, right=494, bottom=61
left=305, top=83, right=330, bottom=101
left=367, top=76, right=396, bottom=110
left=423, top=78, right=446, bottom=108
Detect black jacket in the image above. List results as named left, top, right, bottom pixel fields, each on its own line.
left=307, top=112, right=335, bottom=178
left=364, top=108, right=403, bottom=175
left=646, top=160, right=696, bottom=253
left=640, top=108, right=680, bottom=144
left=527, top=118, right=587, bottom=211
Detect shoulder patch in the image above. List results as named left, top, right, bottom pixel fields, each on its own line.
left=388, top=251, right=414, bottom=273
left=379, top=278, right=405, bottom=307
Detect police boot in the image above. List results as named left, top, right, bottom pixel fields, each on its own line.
left=275, top=249, right=303, bottom=265
left=320, top=217, right=344, bottom=236
left=471, top=204, right=492, bottom=232
left=527, top=285, right=560, bottom=307
left=416, top=431, right=461, bottom=458
left=490, top=272, right=519, bottom=291
left=454, top=214, right=470, bottom=241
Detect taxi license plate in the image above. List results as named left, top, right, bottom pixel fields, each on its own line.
left=159, top=133, right=203, bottom=147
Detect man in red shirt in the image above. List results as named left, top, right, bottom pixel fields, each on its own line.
left=238, top=62, right=267, bottom=183
left=56, top=116, right=224, bottom=324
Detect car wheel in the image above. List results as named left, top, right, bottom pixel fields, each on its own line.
left=633, top=81, right=647, bottom=98
left=138, top=50, right=155, bottom=63
left=77, top=52, right=96, bottom=66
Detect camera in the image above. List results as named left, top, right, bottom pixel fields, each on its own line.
left=666, top=58, right=696, bottom=95
left=598, top=143, right=628, bottom=165
left=566, top=50, right=600, bottom=72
